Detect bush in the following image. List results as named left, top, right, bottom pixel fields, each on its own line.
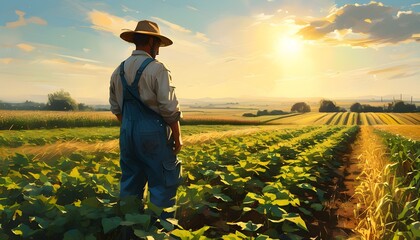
left=388, top=101, right=417, bottom=113
left=291, top=102, right=311, bottom=113
left=46, top=90, right=78, bottom=111
left=319, top=99, right=343, bottom=112
left=350, top=103, right=383, bottom=112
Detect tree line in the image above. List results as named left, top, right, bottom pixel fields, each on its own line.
left=243, top=99, right=418, bottom=117
left=319, top=99, right=418, bottom=113
left=0, top=90, right=93, bottom=111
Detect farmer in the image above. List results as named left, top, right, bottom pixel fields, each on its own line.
left=109, top=20, right=182, bottom=219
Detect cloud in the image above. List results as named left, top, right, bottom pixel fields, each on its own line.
left=88, top=10, right=210, bottom=45
left=365, top=60, right=420, bottom=81
left=121, top=5, right=139, bottom=13
left=151, top=17, right=192, bottom=33
left=187, top=5, right=198, bottom=11
left=0, top=58, right=13, bottom=64
left=297, top=2, right=420, bottom=47
left=5, top=10, right=47, bottom=28
left=17, top=43, right=35, bottom=52
left=53, top=54, right=102, bottom=63
left=389, top=71, right=419, bottom=80
left=88, top=10, right=137, bottom=37
left=367, top=65, right=406, bottom=75
left=195, top=32, right=209, bottom=42
left=254, top=13, right=274, bottom=21
left=37, top=57, right=112, bottom=73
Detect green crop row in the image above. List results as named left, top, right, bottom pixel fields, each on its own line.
left=0, top=126, right=358, bottom=239
left=174, top=126, right=358, bottom=239
left=372, top=131, right=420, bottom=239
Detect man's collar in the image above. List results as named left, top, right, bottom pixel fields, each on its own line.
left=132, top=50, right=152, bottom=58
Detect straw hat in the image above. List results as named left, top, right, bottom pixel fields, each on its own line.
left=120, top=20, right=173, bottom=47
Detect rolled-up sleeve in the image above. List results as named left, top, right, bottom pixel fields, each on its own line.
left=109, top=72, right=121, bottom=115
left=155, top=69, right=181, bottom=124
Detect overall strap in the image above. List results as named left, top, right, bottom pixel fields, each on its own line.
left=132, top=58, right=155, bottom=87
left=119, top=61, right=129, bottom=88
left=119, top=58, right=154, bottom=87
left=119, top=58, right=161, bottom=117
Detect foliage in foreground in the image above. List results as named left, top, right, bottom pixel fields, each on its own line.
left=0, top=126, right=359, bottom=239
left=355, top=130, right=420, bottom=240
left=375, top=132, right=419, bottom=239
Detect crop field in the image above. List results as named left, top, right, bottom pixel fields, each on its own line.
left=0, top=110, right=419, bottom=239
left=1, top=125, right=361, bottom=239
left=1, top=111, right=419, bottom=130
left=266, top=112, right=420, bottom=125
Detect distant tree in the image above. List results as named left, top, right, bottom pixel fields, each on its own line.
left=319, top=99, right=340, bottom=112
left=242, top=113, right=256, bottom=117
left=350, top=102, right=363, bottom=112
left=46, top=90, right=78, bottom=111
left=362, top=104, right=383, bottom=112
left=257, top=110, right=269, bottom=116
left=291, top=102, right=311, bottom=113
left=389, top=101, right=417, bottom=113
left=269, top=110, right=286, bottom=115
left=78, top=103, right=93, bottom=111
left=255, top=109, right=286, bottom=116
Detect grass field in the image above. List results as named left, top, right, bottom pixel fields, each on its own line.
left=1, top=110, right=419, bottom=130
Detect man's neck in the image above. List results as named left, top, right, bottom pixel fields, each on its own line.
left=136, top=45, right=151, bottom=54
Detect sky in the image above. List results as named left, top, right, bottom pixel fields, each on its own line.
left=0, top=0, right=419, bottom=104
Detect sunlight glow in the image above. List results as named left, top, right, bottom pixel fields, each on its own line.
left=276, top=36, right=302, bottom=55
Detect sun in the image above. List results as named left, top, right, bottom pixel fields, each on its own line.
left=276, top=36, right=303, bottom=55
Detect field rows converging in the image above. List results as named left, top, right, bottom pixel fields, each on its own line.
left=266, top=112, right=420, bottom=125
left=0, top=114, right=418, bottom=239
left=0, top=125, right=362, bottom=239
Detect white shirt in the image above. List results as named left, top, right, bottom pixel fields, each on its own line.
left=109, top=50, right=181, bottom=124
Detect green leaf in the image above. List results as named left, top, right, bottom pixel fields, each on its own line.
left=159, top=219, right=174, bottom=231
left=310, top=203, right=323, bottom=211
left=284, top=215, right=307, bottom=231
left=213, top=193, right=233, bottom=202
left=63, top=229, right=84, bottom=240
left=122, top=213, right=150, bottom=228
left=69, top=167, right=86, bottom=181
left=270, top=206, right=286, bottom=218
left=410, top=221, right=420, bottom=237
left=81, top=197, right=101, bottom=208
left=32, top=216, right=50, bottom=229
left=221, top=231, right=247, bottom=239
left=228, top=221, right=262, bottom=232
left=119, top=195, right=142, bottom=215
left=188, top=172, right=196, bottom=181
left=171, top=229, right=193, bottom=239
left=102, top=217, right=122, bottom=234
left=272, top=199, right=289, bottom=206
left=191, top=226, right=210, bottom=238
left=298, top=207, right=313, bottom=216
left=11, top=224, right=39, bottom=238
left=255, top=235, right=270, bottom=240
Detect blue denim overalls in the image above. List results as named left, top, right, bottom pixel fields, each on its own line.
left=118, top=58, right=181, bottom=217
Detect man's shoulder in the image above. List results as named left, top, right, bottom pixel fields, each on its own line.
left=151, top=59, right=170, bottom=73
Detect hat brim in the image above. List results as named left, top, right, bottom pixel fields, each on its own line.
left=120, top=31, right=173, bottom=47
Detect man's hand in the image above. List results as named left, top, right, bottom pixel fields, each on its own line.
left=169, top=121, right=182, bottom=155
left=173, top=136, right=183, bottom=155
left=116, top=114, right=122, bottom=122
